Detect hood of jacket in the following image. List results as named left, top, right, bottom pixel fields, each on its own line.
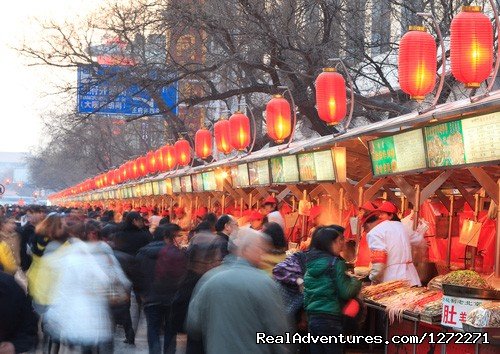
left=305, top=249, right=334, bottom=277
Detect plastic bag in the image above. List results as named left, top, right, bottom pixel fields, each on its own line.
left=401, top=211, right=429, bottom=246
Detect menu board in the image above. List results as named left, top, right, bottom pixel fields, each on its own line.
left=180, top=176, right=193, bottom=193
left=152, top=181, right=160, bottom=196
left=460, top=113, right=500, bottom=164
left=171, top=177, right=181, bottom=194
left=298, top=150, right=336, bottom=182
left=425, top=121, right=466, bottom=168
left=202, top=171, right=217, bottom=191
left=231, top=164, right=250, bottom=188
left=191, top=174, right=204, bottom=192
left=270, top=155, right=299, bottom=183
left=369, top=129, right=427, bottom=176
left=248, top=160, right=270, bottom=186
left=146, top=182, right=154, bottom=196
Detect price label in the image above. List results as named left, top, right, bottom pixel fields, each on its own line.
left=441, top=295, right=486, bottom=330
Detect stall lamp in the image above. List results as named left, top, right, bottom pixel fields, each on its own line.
left=332, top=146, right=347, bottom=183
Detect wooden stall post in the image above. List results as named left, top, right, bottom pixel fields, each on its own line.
left=413, top=184, right=420, bottom=231
left=446, top=195, right=455, bottom=269
left=208, top=196, right=212, bottom=209
left=240, top=197, right=244, bottom=216
left=292, top=198, right=296, bottom=212
left=301, top=190, right=308, bottom=242
left=249, top=193, right=253, bottom=210
left=222, top=194, right=226, bottom=214
left=470, top=193, right=480, bottom=270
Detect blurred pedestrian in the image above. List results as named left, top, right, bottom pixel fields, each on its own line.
left=0, top=271, right=38, bottom=354
left=260, top=222, right=287, bottom=276
left=187, top=228, right=291, bottom=354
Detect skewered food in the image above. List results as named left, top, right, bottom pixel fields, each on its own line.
left=441, top=270, right=493, bottom=290
left=361, top=280, right=410, bottom=298
left=466, top=302, right=500, bottom=328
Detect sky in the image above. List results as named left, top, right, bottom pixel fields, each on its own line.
left=0, top=0, right=104, bottom=153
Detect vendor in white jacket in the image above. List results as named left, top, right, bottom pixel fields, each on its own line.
left=364, top=202, right=421, bottom=286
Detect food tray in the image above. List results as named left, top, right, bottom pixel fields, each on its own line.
left=462, top=323, right=500, bottom=345
left=419, top=313, right=442, bottom=325
left=442, top=284, right=500, bottom=300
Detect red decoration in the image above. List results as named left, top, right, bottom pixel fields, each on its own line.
left=154, top=149, right=164, bottom=172
left=315, top=68, right=347, bottom=125
left=114, top=168, right=121, bottom=184
left=175, top=139, right=191, bottom=166
left=266, top=95, right=292, bottom=143
left=146, top=151, right=157, bottom=174
left=398, top=26, right=437, bottom=101
left=138, top=156, right=147, bottom=176
left=229, top=112, right=251, bottom=151
left=451, top=6, right=493, bottom=88
left=131, top=159, right=140, bottom=179
left=195, top=129, right=212, bottom=159
left=214, top=119, right=233, bottom=154
left=162, top=145, right=177, bottom=171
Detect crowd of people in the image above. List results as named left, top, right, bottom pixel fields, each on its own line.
left=0, top=196, right=423, bottom=354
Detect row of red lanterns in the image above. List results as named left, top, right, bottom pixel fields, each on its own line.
left=53, top=6, right=496, bottom=199
left=399, top=6, right=494, bottom=100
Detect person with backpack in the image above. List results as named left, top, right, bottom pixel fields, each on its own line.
left=136, top=223, right=186, bottom=354
left=304, top=226, right=361, bottom=354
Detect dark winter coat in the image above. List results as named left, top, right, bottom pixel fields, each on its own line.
left=113, top=225, right=152, bottom=256
left=0, top=271, right=38, bottom=352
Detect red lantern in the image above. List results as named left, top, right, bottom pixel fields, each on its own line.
left=451, top=6, right=493, bottom=88
left=161, top=145, right=177, bottom=171
left=214, top=119, right=233, bottom=154
left=131, top=159, right=140, bottom=179
left=195, top=129, right=212, bottom=159
left=398, top=26, right=437, bottom=101
left=114, top=169, right=122, bottom=184
left=146, top=151, right=157, bottom=174
left=120, top=163, right=128, bottom=182
left=154, top=149, right=164, bottom=172
left=229, top=112, right=251, bottom=151
left=266, top=95, right=292, bottom=143
left=175, top=139, right=191, bottom=166
left=315, top=68, right=347, bottom=125
left=138, top=156, right=148, bottom=176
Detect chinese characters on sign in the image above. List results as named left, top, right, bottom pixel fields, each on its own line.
left=441, top=295, right=485, bottom=330
left=77, top=65, right=178, bottom=116
left=369, top=130, right=426, bottom=177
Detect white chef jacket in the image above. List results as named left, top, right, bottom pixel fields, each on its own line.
left=367, top=220, right=421, bottom=286
left=267, top=211, right=285, bottom=230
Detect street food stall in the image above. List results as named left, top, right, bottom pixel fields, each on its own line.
left=50, top=90, right=500, bottom=353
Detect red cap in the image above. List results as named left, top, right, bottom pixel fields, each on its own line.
left=359, top=201, right=377, bottom=212
left=360, top=211, right=379, bottom=227
left=377, top=201, right=398, bottom=214
left=309, top=205, right=322, bottom=221
left=195, top=207, right=208, bottom=218
left=263, top=196, right=278, bottom=205
left=161, top=210, right=169, bottom=217
left=248, top=211, right=264, bottom=221
left=140, top=206, right=149, bottom=214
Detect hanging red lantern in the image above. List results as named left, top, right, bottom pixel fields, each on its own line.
left=175, top=139, right=191, bottom=166
left=113, top=169, right=121, bottom=184
left=119, top=163, right=128, bottom=182
left=138, top=156, right=148, bottom=176
left=154, top=149, right=164, bottom=172
left=315, top=68, right=347, bottom=125
left=398, top=26, right=437, bottom=101
left=131, top=159, right=140, bottom=179
left=229, top=112, right=251, bottom=151
left=161, top=145, right=177, bottom=171
left=450, top=6, right=493, bottom=88
left=266, top=95, right=292, bottom=143
left=214, top=119, right=233, bottom=154
left=195, top=129, right=212, bottom=159
left=146, top=151, right=157, bottom=174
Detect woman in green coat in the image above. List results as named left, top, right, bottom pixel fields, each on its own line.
left=304, top=225, right=361, bottom=354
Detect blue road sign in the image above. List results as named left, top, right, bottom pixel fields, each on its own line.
left=77, top=65, right=178, bottom=116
